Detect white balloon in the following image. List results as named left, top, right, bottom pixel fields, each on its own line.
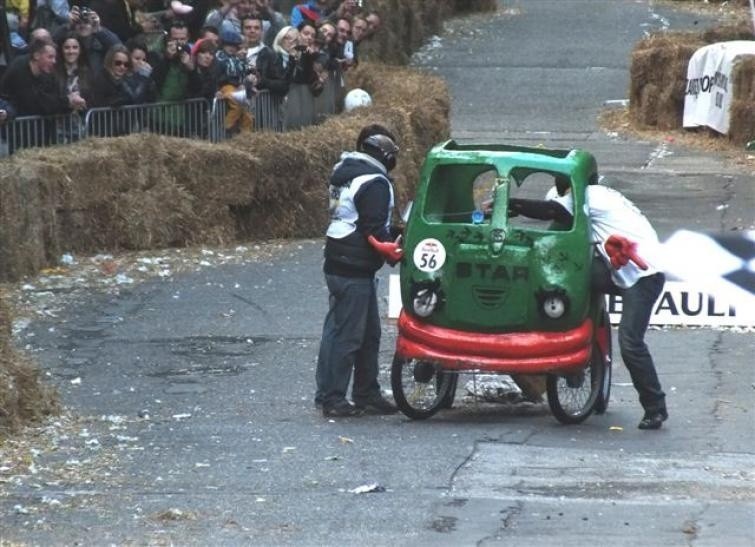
left=344, top=88, right=373, bottom=112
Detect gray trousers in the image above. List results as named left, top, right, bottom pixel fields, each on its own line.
left=315, top=274, right=382, bottom=406
left=592, top=259, right=667, bottom=414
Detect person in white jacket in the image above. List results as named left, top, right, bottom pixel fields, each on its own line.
left=508, top=175, right=668, bottom=430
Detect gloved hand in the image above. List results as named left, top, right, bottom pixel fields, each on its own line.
left=604, top=235, right=648, bottom=270
left=368, top=235, right=403, bottom=266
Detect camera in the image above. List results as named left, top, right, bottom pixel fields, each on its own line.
left=78, top=6, right=92, bottom=22
left=180, top=43, right=192, bottom=55
left=294, top=44, right=307, bottom=52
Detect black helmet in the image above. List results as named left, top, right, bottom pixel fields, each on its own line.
left=360, top=134, right=399, bottom=172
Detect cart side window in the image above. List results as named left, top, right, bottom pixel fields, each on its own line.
left=508, top=169, right=574, bottom=231
left=424, top=164, right=499, bottom=223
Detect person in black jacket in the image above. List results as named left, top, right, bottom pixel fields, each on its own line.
left=0, top=39, right=83, bottom=115
left=315, top=123, right=403, bottom=418
left=188, top=38, right=220, bottom=101
left=91, top=43, right=155, bottom=135
left=241, top=14, right=288, bottom=98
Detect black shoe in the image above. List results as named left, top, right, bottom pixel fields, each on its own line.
left=354, top=395, right=398, bottom=415
left=322, top=400, right=364, bottom=418
left=638, top=409, right=668, bottom=430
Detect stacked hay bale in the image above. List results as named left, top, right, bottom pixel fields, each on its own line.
left=629, top=33, right=705, bottom=129
left=629, top=21, right=754, bottom=141
left=0, top=295, right=58, bottom=434
left=729, top=55, right=755, bottom=145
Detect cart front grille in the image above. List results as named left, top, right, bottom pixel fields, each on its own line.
left=473, top=286, right=507, bottom=309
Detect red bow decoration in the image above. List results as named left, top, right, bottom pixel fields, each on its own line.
left=368, top=235, right=403, bottom=266
left=604, top=235, right=648, bottom=270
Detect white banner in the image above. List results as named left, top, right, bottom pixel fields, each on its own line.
left=683, top=41, right=755, bottom=134
left=608, top=281, right=753, bottom=327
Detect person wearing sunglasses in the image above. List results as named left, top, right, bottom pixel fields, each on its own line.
left=92, top=43, right=155, bottom=134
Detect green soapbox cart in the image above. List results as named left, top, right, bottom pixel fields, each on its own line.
left=392, top=141, right=612, bottom=424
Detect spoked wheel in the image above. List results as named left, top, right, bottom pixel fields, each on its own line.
left=546, top=341, right=605, bottom=424
left=594, top=310, right=613, bottom=415
left=391, top=355, right=453, bottom=419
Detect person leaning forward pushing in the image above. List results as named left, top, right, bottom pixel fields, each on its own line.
left=507, top=175, right=668, bottom=430
left=315, top=124, right=403, bottom=418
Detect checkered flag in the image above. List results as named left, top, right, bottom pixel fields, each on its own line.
left=662, top=230, right=755, bottom=307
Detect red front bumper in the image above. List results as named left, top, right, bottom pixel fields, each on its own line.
left=396, top=311, right=593, bottom=374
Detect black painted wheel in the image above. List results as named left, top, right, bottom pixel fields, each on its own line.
left=546, top=341, right=604, bottom=424
left=391, top=355, right=453, bottom=420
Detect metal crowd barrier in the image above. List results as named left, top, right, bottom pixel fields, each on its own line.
left=0, top=112, right=86, bottom=157
left=84, top=98, right=211, bottom=139
left=1, top=79, right=347, bottom=155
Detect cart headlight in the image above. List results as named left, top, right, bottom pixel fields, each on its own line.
left=410, top=280, right=443, bottom=318
left=413, top=288, right=438, bottom=317
left=536, top=288, right=570, bottom=319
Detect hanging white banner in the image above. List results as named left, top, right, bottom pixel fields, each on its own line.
left=683, top=41, right=755, bottom=134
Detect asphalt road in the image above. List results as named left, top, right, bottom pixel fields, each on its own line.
left=2, top=1, right=754, bottom=545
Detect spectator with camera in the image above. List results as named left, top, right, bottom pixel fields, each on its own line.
left=87, top=0, right=142, bottom=42
left=0, top=39, right=84, bottom=116
left=214, top=28, right=253, bottom=133
left=152, top=19, right=194, bottom=103
left=53, top=5, right=121, bottom=72
left=290, top=19, right=317, bottom=85
left=241, top=15, right=287, bottom=98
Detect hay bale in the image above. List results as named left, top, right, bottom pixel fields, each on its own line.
left=629, top=21, right=754, bottom=131
left=728, top=55, right=755, bottom=145
left=0, top=295, right=58, bottom=433
left=629, top=35, right=704, bottom=127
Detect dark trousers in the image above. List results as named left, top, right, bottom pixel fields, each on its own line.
left=592, top=259, right=667, bottom=414
left=315, top=274, right=382, bottom=406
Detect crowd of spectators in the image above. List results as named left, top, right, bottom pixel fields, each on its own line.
left=0, top=0, right=384, bottom=134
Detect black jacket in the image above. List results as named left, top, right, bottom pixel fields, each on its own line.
left=0, top=60, right=69, bottom=116
left=92, top=71, right=155, bottom=107
left=324, top=152, right=394, bottom=278
left=255, top=47, right=289, bottom=97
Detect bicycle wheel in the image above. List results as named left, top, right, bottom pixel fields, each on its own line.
left=546, top=341, right=604, bottom=424
left=391, top=355, right=452, bottom=420
left=594, top=310, right=613, bottom=415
